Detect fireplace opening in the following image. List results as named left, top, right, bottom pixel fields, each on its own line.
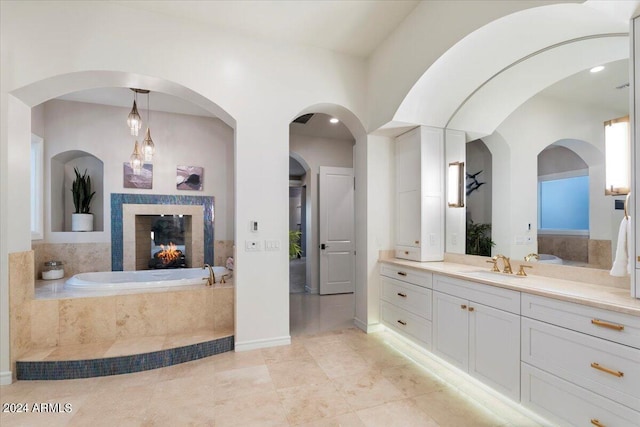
left=135, top=214, right=193, bottom=270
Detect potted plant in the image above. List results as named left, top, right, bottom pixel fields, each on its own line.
left=71, top=167, right=96, bottom=231
left=289, top=230, right=302, bottom=259
left=466, top=220, right=495, bottom=256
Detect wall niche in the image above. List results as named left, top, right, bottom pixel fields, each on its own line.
left=51, top=150, right=104, bottom=232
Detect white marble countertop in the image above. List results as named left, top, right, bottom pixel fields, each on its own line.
left=379, top=258, right=640, bottom=316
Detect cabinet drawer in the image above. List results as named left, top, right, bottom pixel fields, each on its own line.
left=521, top=294, right=640, bottom=349
left=395, top=246, right=422, bottom=262
left=381, top=300, right=432, bottom=348
left=522, top=363, right=640, bottom=427
left=522, top=318, right=640, bottom=410
left=381, top=277, right=432, bottom=319
left=433, top=274, right=520, bottom=314
left=380, top=263, right=432, bottom=288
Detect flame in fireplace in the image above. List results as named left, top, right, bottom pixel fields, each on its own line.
left=158, top=242, right=180, bottom=265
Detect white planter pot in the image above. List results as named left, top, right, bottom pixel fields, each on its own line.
left=72, top=213, right=93, bottom=232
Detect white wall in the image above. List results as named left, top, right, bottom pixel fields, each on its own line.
left=41, top=99, right=234, bottom=242
left=289, top=132, right=354, bottom=293
left=486, top=94, right=624, bottom=259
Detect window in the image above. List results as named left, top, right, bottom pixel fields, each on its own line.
left=31, top=134, right=43, bottom=240
left=538, top=174, right=589, bottom=234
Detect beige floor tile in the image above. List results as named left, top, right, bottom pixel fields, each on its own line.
left=304, top=338, right=354, bottom=358
left=332, top=370, right=404, bottom=411
left=296, top=412, right=366, bottom=427
left=212, top=348, right=265, bottom=372
left=210, top=365, right=275, bottom=402
left=357, top=344, right=410, bottom=370
left=16, top=347, right=56, bottom=361
left=380, top=363, right=445, bottom=397
left=267, top=358, right=330, bottom=389
left=141, top=376, right=216, bottom=426
left=156, top=355, right=216, bottom=381
left=313, top=348, right=371, bottom=379
left=412, top=388, right=507, bottom=427
left=68, top=384, right=157, bottom=427
left=262, top=341, right=313, bottom=364
left=278, top=382, right=351, bottom=425
left=93, top=367, right=162, bottom=389
left=356, top=399, right=440, bottom=427
left=214, top=389, right=288, bottom=427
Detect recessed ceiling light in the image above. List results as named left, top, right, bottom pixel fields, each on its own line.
left=590, top=66, right=605, bottom=73
left=329, top=117, right=339, bottom=124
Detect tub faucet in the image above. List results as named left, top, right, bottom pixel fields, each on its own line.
left=494, top=254, right=513, bottom=274
left=203, top=264, right=216, bottom=286
left=524, top=253, right=539, bottom=262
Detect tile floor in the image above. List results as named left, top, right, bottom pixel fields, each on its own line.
left=1, top=293, right=547, bottom=426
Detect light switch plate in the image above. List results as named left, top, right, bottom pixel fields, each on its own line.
left=245, top=240, right=261, bottom=251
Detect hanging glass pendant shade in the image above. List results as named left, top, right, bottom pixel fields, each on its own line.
left=127, top=99, right=142, bottom=136
left=142, top=127, right=155, bottom=162
left=129, top=140, right=144, bottom=175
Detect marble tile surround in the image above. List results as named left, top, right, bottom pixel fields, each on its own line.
left=32, top=242, right=111, bottom=279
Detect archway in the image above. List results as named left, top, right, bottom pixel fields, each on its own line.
left=2, top=70, right=237, bottom=383
left=288, top=105, right=365, bottom=335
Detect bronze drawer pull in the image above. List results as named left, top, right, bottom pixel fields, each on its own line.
left=461, top=304, right=467, bottom=310
left=397, top=271, right=407, bottom=276
left=397, top=320, right=407, bottom=326
left=590, top=362, right=623, bottom=378
left=591, top=319, right=624, bottom=331
left=468, top=307, right=475, bottom=312
left=414, top=240, right=419, bottom=244
left=591, top=419, right=605, bottom=427
left=397, top=292, right=407, bottom=298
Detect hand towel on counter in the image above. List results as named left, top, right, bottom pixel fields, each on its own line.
left=610, top=216, right=629, bottom=277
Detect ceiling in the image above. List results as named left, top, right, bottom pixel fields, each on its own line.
left=290, top=113, right=354, bottom=141
left=539, top=58, right=629, bottom=114
left=112, top=0, right=420, bottom=58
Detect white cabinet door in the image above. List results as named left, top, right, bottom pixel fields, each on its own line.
left=433, top=291, right=469, bottom=371
left=469, top=302, right=521, bottom=401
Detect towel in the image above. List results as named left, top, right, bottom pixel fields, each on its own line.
left=627, top=216, right=633, bottom=275
left=610, top=216, right=629, bottom=276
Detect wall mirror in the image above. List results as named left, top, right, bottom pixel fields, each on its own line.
left=448, top=35, right=629, bottom=270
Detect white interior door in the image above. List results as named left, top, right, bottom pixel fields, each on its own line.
left=319, top=166, right=355, bottom=295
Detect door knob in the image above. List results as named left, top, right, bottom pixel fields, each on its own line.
left=320, top=243, right=328, bottom=250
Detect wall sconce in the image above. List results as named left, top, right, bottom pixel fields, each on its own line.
left=604, top=116, right=630, bottom=195
left=448, top=161, right=465, bottom=207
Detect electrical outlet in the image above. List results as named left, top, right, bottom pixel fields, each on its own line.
left=524, top=236, right=533, bottom=244
left=451, top=233, right=458, bottom=246
left=245, top=240, right=261, bottom=251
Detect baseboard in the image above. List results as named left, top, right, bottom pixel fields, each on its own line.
left=0, top=370, right=12, bottom=385
left=234, top=335, right=291, bottom=352
left=354, top=318, right=384, bottom=333
left=304, top=285, right=318, bottom=294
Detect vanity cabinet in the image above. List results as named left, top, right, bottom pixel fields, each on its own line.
left=394, top=126, right=444, bottom=262
left=432, top=275, right=521, bottom=401
left=380, top=264, right=433, bottom=348
left=521, top=294, right=640, bottom=426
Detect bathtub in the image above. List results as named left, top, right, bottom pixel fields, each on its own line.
left=65, top=266, right=230, bottom=291
left=537, top=254, right=563, bottom=264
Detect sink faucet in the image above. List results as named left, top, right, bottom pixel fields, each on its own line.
left=494, top=254, right=513, bottom=274
left=203, top=264, right=216, bottom=286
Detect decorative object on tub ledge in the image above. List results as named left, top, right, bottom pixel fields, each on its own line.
left=70, top=167, right=96, bottom=231
left=225, top=256, right=234, bottom=275
left=123, top=162, right=153, bottom=189
left=176, top=165, right=204, bottom=191
left=42, top=261, right=64, bottom=280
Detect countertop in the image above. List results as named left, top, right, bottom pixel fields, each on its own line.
left=379, top=258, right=640, bottom=316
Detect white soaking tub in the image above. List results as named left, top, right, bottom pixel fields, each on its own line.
left=65, top=266, right=230, bottom=291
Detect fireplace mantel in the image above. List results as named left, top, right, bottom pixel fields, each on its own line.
left=111, top=194, right=214, bottom=271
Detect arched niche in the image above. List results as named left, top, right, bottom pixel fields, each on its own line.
left=51, top=150, right=104, bottom=232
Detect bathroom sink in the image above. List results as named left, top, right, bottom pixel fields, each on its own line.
left=463, top=270, right=526, bottom=281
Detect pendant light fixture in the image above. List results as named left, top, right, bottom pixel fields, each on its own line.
left=127, top=89, right=144, bottom=136
left=142, top=91, right=155, bottom=162
left=129, top=140, right=144, bottom=175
